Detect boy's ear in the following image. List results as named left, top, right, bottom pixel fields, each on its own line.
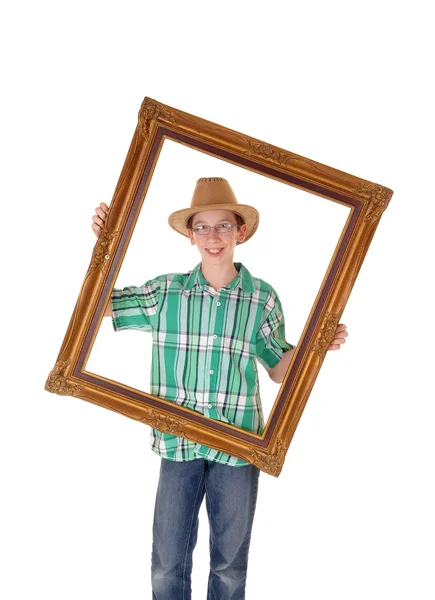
left=237, top=224, right=247, bottom=243
left=187, top=229, right=196, bottom=245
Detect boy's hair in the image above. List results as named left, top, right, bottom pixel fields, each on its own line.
left=186, top=212, right=245, bottom=230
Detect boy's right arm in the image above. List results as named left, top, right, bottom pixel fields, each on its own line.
left=92, top=203, right=113, bottom=318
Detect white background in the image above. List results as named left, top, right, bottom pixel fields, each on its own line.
left=2, top=1, right=434, bottom=599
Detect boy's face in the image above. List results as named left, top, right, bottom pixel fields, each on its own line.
left=187, top=210, right=247, bottom=266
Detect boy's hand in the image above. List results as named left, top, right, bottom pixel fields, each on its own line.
left=91, top=202, right=109, bottom=238
left=328, top=323, right=348, bottom=351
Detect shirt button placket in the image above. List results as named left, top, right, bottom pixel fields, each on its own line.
left=207, top=294, right=222, bottom=417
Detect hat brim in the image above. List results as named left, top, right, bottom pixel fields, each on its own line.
left=168, top=203, right=259, bottom=244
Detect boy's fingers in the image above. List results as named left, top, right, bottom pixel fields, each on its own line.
left=99, top=202, right=109, bottom=214
left=92, top=215, right=105, bottom=227
left=95, top=206, right=108, bottom=220
left=91, top=223, right=101, bottom=237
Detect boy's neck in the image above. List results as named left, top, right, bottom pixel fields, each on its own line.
left=200, top=261, right=239, bottom=291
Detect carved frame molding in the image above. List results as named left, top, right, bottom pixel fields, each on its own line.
left=45, top=97, right=393, bottom=476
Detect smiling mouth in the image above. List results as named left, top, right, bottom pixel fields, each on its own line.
left=206, top=248, right=224, bottom=255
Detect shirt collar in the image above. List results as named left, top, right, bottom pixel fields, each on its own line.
left=183, top=262, right=256, bottom=294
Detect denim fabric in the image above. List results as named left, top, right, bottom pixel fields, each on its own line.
left=151, top=458, right=260, bottom=600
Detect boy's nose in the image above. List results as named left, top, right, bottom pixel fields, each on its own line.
left=207, top=228, right=221, bottom=240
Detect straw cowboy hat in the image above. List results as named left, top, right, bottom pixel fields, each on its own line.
left=168, top=177, right=259, bottom=244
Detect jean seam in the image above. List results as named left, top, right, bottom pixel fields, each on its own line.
left=207, top=484, right=214, bottom=551
left=180, top=468, right=205, bottom=600
left=244, top=470, right=259, bottom=555
left=206, top=485, right=215, bottom=596
left=238, top=468, right=259, bottom=599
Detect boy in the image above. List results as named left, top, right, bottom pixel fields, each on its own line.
left=92, top=177, right=347, bottom=600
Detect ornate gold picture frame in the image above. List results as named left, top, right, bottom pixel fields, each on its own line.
left=45, top=97, right=393, bottom=476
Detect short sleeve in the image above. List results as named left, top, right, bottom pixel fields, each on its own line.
left=111, top=278, right=162, bottom=333
left=256, top=289, right=295, bottom=371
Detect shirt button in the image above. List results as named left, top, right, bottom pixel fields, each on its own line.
left=209, top=370, right=214, bottom=374
left=207, top=404, right=212, bottom=409
left=213, top=334, right=217, bottom=339
left=217, top=302, right=221, bottom=306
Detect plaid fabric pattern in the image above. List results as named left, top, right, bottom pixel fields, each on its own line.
left=111, top=263, right=294, bottom=466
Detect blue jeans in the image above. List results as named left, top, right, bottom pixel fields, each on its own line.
left=151, top=458, right=260, bottom=600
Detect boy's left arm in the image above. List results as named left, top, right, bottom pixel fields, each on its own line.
left=269, top=323, right=348, bottom=383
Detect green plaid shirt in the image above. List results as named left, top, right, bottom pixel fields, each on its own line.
left=111, top=262, right=294, bottom=466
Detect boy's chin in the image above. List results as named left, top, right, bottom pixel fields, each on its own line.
left=203, top=256, right=223, bottom=264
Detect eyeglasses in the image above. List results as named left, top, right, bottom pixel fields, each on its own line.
left=190, top=223, right=239, bottom=235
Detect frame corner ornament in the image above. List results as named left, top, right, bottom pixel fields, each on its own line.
left=45, top=361, right=81, bottom=396
left=355, top=184, right=393, bottom=222
left=138, top=98, right=176, bottom=140
left=251, top=437, right=286, bottom=477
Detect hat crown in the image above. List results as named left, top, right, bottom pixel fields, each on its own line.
left=190, top=177, right=239, bottom=210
